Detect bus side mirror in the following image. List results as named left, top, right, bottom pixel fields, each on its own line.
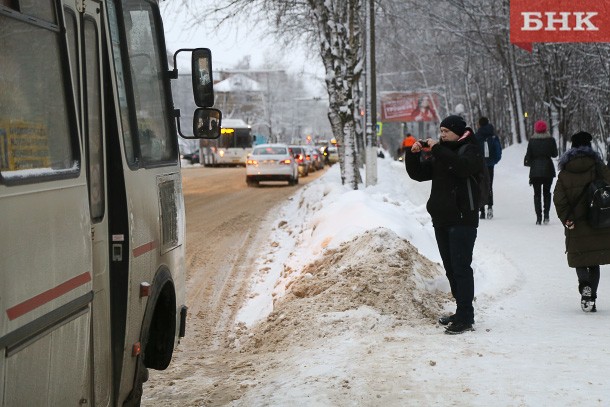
left=192, top=48, right=214, bottom=108
left=189, top=108, right=222, bottom=140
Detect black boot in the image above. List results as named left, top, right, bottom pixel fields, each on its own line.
left=438, top=314, right=455, bottom=325
left=543, top=193, right=551, bottom=224
left=534, top=196, right=542, bottom=225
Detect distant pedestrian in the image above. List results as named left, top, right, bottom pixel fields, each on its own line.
left=524, top=120, right=558, bottom=224
left=553, top=131, right=610, bottom=312
left=404, top=115, right=485, bottom=334
left=322, top=146, right=330, bottom=166
left=475, top=117, right=502, bottom=219
left=401, top=133, right=416, bottom=155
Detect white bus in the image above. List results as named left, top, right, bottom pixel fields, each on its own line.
left=0, top=1, right=220, bottom=405
left=200, top=118, right=253, bottom=166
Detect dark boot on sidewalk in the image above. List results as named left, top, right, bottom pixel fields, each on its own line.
left=534, top=197, right=542, bottom=225
left=543, top=193, right=551, bottom=224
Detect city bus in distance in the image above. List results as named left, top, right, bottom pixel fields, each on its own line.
left=200, top=118, right=252, bottom=166
left=0, top=1, right=221, bottom=406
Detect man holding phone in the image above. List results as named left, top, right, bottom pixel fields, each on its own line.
left=405, top=115, right=485, bottom=334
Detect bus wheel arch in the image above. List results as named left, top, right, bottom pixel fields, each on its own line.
left=124, top=268, right=177, bottom=405
left=142, top=267, right=177, bottom=370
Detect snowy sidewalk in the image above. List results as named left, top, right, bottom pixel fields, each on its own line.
left=232, top=142, right=610, bottom=406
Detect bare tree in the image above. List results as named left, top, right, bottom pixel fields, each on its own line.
left=185, top=0, right=364, bottom=188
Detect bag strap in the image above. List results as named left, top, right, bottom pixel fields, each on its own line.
left=565, top=184, right=589, bottom=221
left=565, top=164, right=602, bottom=220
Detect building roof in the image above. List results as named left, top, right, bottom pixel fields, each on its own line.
left=214, top=74, right=262, bottom=92
left=221, top=118, right=250, bottom=129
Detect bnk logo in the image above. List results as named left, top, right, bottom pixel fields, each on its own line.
left=521, top=12, right=599, bottom=31
left=510, top=0, right=610, bottom=51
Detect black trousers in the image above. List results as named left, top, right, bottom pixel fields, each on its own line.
left=434, top=225, right=477, bottom=324
left=482, top=165, right=495, bottom=208
left=531, top=177, right=553, bottom=217
left=576, top=266, right=600, bottom=299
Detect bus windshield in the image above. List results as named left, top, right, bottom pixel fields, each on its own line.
left=218, top=127, right=252, bottom=149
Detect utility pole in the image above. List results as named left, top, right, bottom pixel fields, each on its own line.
left=364, top=0, right=378, bottom=186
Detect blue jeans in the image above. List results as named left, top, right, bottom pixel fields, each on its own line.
left=434, top=225, right=477, bottom=324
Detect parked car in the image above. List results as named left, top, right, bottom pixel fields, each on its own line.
left=288, top=145, right=312, bottom=176
left=246, top=144, right=299, bottom=186
left=181, top=149, right=200, bottom=164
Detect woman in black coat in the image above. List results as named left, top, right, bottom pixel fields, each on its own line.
left=525, top=120, right=558, bottom=224
left=553, top=131, right=610, bottom=312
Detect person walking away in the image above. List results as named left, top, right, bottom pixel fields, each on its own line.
left=553, top=131, right=610, bottom=312
left=404, top=115, right=485, bottom=334
left=401, top=133, right=416, bottom=156
left=525, top=120, right=558, bottom=224
left=475, top=117, right=502, bottom=219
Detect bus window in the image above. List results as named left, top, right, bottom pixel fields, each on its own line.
left=64, top=8, right=81, bottom=123
left=84, top=17, right=104, bottom=221
left=0, top=7, right=77, bottom=180
left=16, top=0, right=56, bottom=22
left=120, top=2, right=175, bottom=165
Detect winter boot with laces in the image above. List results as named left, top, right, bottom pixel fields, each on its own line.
left=581, top=286, right=596, bottom=312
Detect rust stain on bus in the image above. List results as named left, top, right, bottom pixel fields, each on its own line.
left=132, top=241, right=157, bottom=258
left=6, top=272, right=92, bottom=321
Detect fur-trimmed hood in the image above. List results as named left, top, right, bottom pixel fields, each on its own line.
left=530, top=131, right=552, bottom=140
left=558, top=146, right=603, bottom=171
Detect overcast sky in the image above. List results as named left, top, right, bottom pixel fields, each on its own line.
left=160, top=4, right=321, bottom=76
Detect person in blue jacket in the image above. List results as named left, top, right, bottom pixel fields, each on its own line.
left=475, top=117, right=502, bottom=219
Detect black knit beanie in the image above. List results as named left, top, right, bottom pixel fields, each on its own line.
left=571, top=131, right=592, bottom=148
left=440, top=115, right=467, bottom=136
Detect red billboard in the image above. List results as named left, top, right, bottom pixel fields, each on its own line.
left=380, top=92, right=440, bottom=123
left=510, top=0, right=610, bottom=51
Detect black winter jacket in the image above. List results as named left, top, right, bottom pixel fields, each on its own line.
left=526, top=132, right=558, bottom=179
left=405, top=132, right=483, bottom=228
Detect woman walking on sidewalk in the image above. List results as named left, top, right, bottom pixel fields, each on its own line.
left=553, top=131, right=610, bottom=312
left=525, top=120, right=558, bottom=224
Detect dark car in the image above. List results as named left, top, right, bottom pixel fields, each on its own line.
left=288, top=146, right=311, bottom=176
left=181, top=150, right=200, bottom=164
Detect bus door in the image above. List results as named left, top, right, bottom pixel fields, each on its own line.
left=106, top=1, right=186, bottom=403
left=65, top=0, right=115, bottom=404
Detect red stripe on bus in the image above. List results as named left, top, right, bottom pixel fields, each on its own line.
left=132, top=241, right=157, bottom=258
left=6, top=272, right=92, bottom=321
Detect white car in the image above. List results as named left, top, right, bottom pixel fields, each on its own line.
left=246, top=144, right=299, bottom=186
